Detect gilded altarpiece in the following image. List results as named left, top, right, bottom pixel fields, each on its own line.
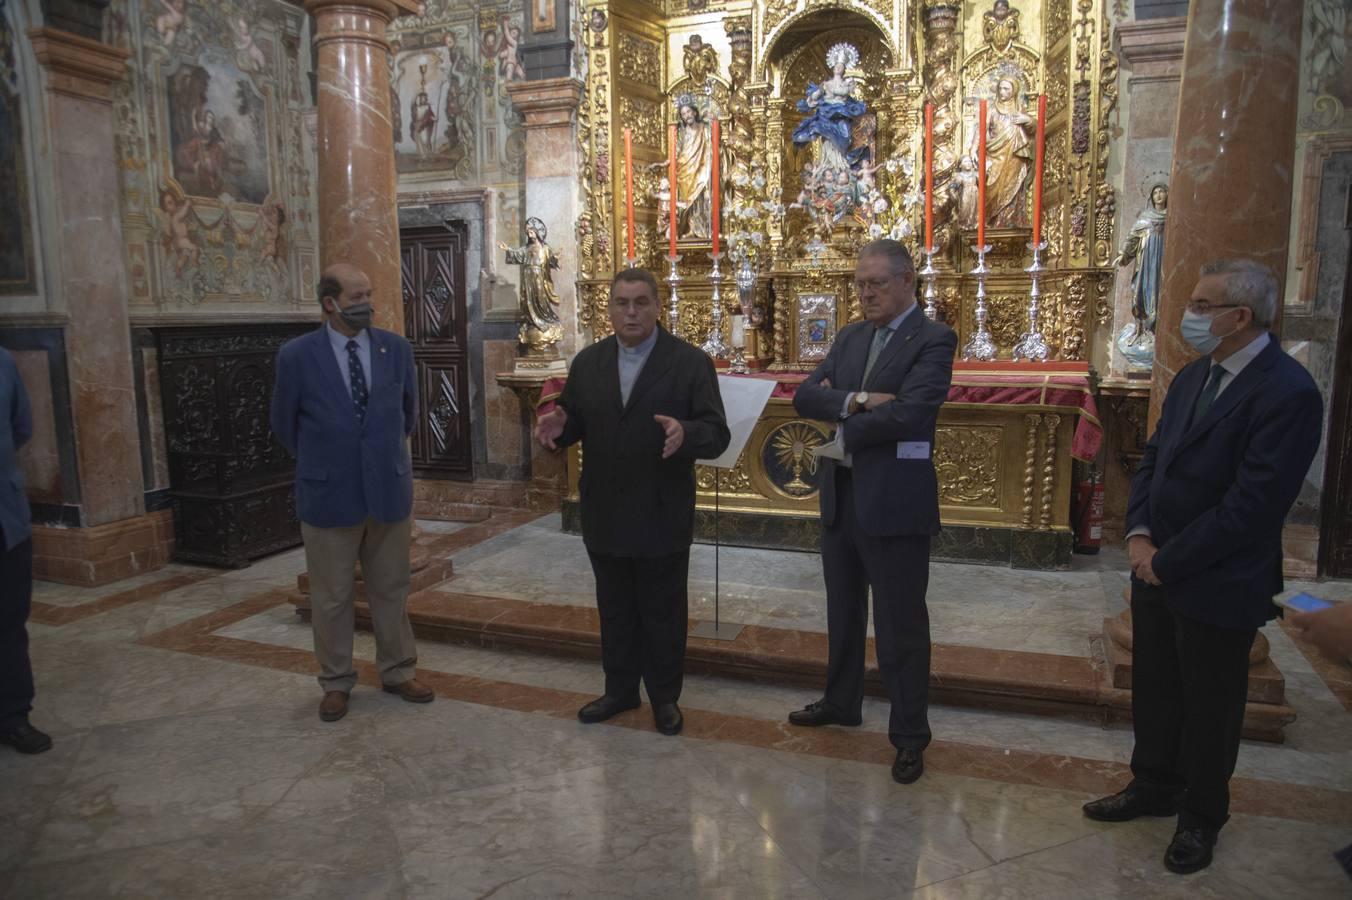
left=568, top=0, right=1119, bottom=566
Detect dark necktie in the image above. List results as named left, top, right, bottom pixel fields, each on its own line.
left=862, top=327, right=891, bottom=386
left=346, top=339, right=368, bottom=422
left=1193, top=362, right=1225, bottom=423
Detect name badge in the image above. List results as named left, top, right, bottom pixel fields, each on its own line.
left=896, top=441, right=930, bottom=460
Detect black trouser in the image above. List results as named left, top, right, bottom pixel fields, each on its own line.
left=0, top=535, right=35, bottom=729
left=822, top=468, right=933, bottom=751
left=587, top=549, right=691, bottom=705
left=1128, top=581, right=1256, bottom=831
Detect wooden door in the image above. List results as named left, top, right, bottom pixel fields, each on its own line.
left=399, top=223, right=473, bottom=479
left=1319, top=185, right=1352, bottom=576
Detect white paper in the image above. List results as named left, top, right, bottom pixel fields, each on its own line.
left=699, top=375, right=776, bottom=468
left=896, top=441, right=931, bottom=460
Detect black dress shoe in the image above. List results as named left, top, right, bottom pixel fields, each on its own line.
left=1082, top=787, right=1179, bottom=822
left=0, top=721, right=53, bottom=755
left=788, top=699, right=862, bottom=728
left=653, top=702, right=683, bottom=736
left=577, top=694, right=640, bottom=724
left=1164, top=826, right=1217, bottom=874
left=892, top=748, right=924, bottom=784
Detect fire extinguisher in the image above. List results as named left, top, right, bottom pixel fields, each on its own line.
left=1073, top=466, right=1105, bottom=555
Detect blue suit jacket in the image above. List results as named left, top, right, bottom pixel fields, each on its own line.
left=795, top=311, right=957, bottom=537
left=270, top=326, right=418, bottom=528
left=1126, top=338, right=1323, bottom=630
left=0, top=348, right=33, bottom=550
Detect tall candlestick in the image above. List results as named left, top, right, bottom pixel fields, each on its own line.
left=623, top=127, right=635, bottom=264
left=668, top=124, right=678, bottom=258
left=710, top=117, right=721, bottom=253
left=1032, top=93, right=1046, bottom=247
left=924, top=103, right=934, bottom=253
left=977, top=99, right=987, bottom=249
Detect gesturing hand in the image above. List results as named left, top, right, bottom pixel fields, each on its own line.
left=654, top=415, right=684, bottom=459
left=535, top=407, right=567, bottom=450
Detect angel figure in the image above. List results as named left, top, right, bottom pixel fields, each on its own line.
left=259, top=202, right=287, bottom=263
left=498, top=18, right=526, bottom=82
left=159, top=190, right=199, bottom=275
left=499, top=217, right=563, bottom=351
left=156, top=0, right=186, bottom=46
left=983, top=0, right=1021, bottom=54
left=682, top=34, right=719, bottom=85
left=949, top=155, right=980, bottom=229
left=233, top=18, right=267, bottom=73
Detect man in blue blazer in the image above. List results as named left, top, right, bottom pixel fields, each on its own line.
left=0, top=347, right=50, bottom=754
left=786, top=239, right=957, bottom=785
left=1084, top=259, right=1323, bottom=874
left=271, top=263, right=433, bottom=722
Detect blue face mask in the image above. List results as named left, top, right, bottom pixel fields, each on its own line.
left=1180, top=307, right=1239, bottom=355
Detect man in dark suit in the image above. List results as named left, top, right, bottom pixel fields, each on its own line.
left=535, top=268, right=730, bottom=736
left=1083, top=259, right=1323, bottom=874
left=787, top=239, right=956, bottom=785
left=0, top=347, right=50, bottom=754
left=271, top=263, right=434, bottom=722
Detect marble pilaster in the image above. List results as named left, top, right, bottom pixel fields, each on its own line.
left=1147, top=0, right=1304, bottom=428
left=303, top=0, right=418, bottom=335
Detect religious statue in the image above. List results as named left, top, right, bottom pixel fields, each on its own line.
left=673, top=96, right=716, bottom=239
left=979, top=77, right=1034, bottom=227
left=499, top=217, right=563, bottom=352
left=983, top=0, right=1021, bottom=55
left=682, top=35, right=719, bottom=86
left=950, top=155, right=980, bottom=229
left=1113, top=183, right=1169, bottom=370
left=410, top=89, right=436, bottom=159
left=793, top=43, right=869, bottom=175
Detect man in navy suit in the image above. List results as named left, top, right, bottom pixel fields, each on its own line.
left=0, top=347, right=50, bottom=754
left=1083, top=259, right=1323, bottom=874
left=787, top=239, right=957, bottom=785
left=271, top=263, right=434, bottom=722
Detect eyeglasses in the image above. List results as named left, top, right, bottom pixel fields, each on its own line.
left=1185, top=302, right=1242, bottom=314
left=853, top=276, right=896, bottom=293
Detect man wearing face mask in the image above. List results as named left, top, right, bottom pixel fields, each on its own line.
left=271, top=263, right=433, bottom=722
left=1083, top=259, right=1322, bottom=874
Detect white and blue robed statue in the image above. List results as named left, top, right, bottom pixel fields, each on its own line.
left=792, top=42, right=869, bottom=173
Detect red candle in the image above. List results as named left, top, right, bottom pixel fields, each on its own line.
left=668, top=124, right=678, bottom=258
left=1032, top=93, right=1046, bottom=246
left=977, top=99, right=988, bottom=248
left=924, top=103, right=934, bottom=254
left=623, top=128, right=635, bottom=261
left=710, top=117, right=721, bottom=254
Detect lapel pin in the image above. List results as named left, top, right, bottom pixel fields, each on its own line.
left=380, top=347, right=387, bottom=353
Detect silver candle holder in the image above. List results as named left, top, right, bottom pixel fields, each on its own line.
left=665, top=253, right=683, bottom=336
left=919, top=247, right=939, bottom=321
left=961, top=243, right=997, bottom=361
left=1012, top=241, right=1050, bottom=362
left=702, top=251, right=729, bottom=359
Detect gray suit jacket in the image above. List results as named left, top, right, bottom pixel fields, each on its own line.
left=0, top=348, right=33, bottom=550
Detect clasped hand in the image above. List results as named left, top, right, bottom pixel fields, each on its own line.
left=1128, top=534, right=1162, bottom=586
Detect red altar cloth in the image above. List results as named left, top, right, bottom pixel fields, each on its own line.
left=537, top=360, right=1102, bottom=462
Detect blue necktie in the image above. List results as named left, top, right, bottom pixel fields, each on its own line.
left=346, top=339, right=368, bottom=422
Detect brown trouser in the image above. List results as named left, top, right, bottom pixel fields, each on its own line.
left=302, top=517, right=417, bottom=694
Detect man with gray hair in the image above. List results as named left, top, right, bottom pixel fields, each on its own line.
left=1083, top=259, right=1323, bottom=874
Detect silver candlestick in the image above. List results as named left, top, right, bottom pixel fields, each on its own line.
left=961, top=243, right=997, bottom=361
left=702, top=251, right=729, bottom=359
left=1012, top=241, right=1050, bottom=361
left=623, top=255, right=639, bottom=270
left=919, top=247, right=939, bottom=320
left=665, top=253, right=683, bottom=336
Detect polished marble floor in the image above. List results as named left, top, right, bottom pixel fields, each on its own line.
left=4, top=514, right=1351, bottom=898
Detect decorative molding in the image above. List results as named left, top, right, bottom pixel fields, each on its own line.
left=27, top=27, right=128, bottom=103
left=1292, top=135, right=1352, bottom=315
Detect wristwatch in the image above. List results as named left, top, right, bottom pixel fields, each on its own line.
left=853, top=391, right=869, bottom=413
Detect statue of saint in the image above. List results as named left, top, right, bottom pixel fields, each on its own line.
left=1113, top=183, right=1169, bottom=369
left=792, top=42, right=869, bottom=175
left=674, top=97, right=716, bottom=239
left=979, top=77, right=1035, bottom=228
left=499, top=217, right=563, bottom=352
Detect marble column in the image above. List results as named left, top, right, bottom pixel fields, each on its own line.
left=303, top=0, right=417, bottom=335
left=25, top=28, right=173, bottom=584
left=1148, top=0, right=1303, bottom=428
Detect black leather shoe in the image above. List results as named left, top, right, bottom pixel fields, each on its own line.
left=577, top=694, right=640, bottom=724
left=653, top=702, right=683, bottom=736
left=788, top=699, right=862, bottom=728
left=1082, top=787, right=1179, bottom=822
left=892, top=748, right=924, bottom=784
left=1164, top=826, right=1217, bottom=874
left=0, top=721, right=53, bottom=755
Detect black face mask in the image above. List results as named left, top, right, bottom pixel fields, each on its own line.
left=331, top=300, right=373, bottom=332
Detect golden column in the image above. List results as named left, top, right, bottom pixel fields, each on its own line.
left=1148, top=0, right=1304, bottom=428
left=303, top=0, right=418, bottom=335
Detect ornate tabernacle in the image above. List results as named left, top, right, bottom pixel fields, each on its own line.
left=569, top=0, right=1122, bottom=568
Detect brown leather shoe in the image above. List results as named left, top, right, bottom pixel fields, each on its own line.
left=382, top=678, right=434, bottom=704
left=319, top=691, right=349, bottom=722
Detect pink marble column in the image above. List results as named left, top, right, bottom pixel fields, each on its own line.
left=1148, top=0, right=1303, bottom=429
left=304, top=0, right=417, bottom=335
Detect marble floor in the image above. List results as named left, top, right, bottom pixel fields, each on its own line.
left=4, top=513, right=1351, bottom=898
